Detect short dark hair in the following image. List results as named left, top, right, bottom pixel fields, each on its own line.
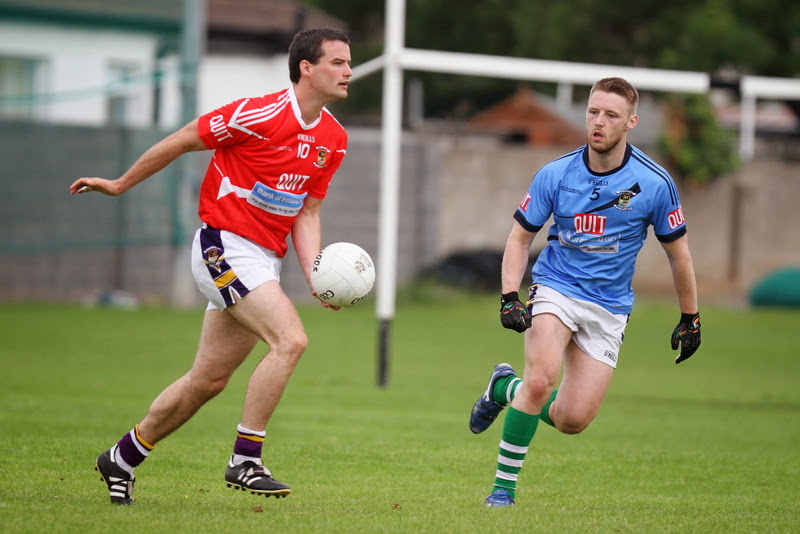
left=288, top=28, right=350, bottom=84
left=590, top=77, right=639, bottom=114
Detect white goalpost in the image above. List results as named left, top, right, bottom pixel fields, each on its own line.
left=352, top=0, right=800, bottom=386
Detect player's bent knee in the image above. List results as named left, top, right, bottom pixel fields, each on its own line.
left=518, top=375, right=558, bottom=405
left=291, top=331, right=308, bottom=355
left=555, top=413, right=593, bottom=435
left=193, top=375, right=230, bottom=399
left=276, top=331, right=308, bottom=361
left=557, top=422, right=588, bottom=435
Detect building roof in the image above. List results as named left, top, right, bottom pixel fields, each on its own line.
left=209, top=0, right=344, bottom=35
left=0, top=0, right=346, bottom=51
left=715, top=101, right=798, bottom=133
left=207, top=0, right=347, bottom=54
left=0, top=0, right=182, bottom=32
left=469, top=86, right=584, bottom=146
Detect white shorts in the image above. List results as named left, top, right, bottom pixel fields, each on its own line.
left=526, top=284, right=629, bottom=368
left=191, top=224, right=282, bottom=311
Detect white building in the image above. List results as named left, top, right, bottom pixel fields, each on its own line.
left=0, top=0, right=346, bottom=128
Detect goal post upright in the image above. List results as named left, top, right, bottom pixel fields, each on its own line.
left=375, top=0, right=406, bottom=388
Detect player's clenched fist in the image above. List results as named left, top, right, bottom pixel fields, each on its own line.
left=500, top=292, right=531, bottom=333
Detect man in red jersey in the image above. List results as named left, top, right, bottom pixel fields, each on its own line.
left=70, top=28, right=352, bottom=505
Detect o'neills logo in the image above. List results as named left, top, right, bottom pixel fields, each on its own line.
left=574, top=213, right=607, bottom=235
left=314, top=146, right=330, bottom=168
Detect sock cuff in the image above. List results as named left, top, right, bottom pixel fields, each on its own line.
left=506, top=378, right=522, bottom=404
left=237, top=424, right=266, bottom=442
left=133, top=424, right=155, bottom=451
left=539, top=388, right=558, bottom=427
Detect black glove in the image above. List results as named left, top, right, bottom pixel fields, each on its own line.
left=671, top=312, right=701, bottom=364
left=500, top=291, right=532, bottom=333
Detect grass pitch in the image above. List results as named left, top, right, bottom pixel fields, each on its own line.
left=0, top=288, right=798, bottom=533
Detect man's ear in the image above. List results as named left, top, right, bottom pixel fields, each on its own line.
left=625, top=113, right=639, bottom=132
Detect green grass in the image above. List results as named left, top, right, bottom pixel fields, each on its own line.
left=1, top=289, right=798, bottom=533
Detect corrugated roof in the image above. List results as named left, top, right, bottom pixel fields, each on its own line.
left=0, top=0, right=346, bottom=40
left=0, top=0, right=182, bottom=31
left=0, top=0, right=180, bottom=18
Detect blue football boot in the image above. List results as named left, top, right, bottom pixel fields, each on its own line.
left=469, top=363, right=516, bottom=434
left=484, top=488, right=515, bottom=507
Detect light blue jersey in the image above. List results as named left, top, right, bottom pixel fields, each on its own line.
left=515, top=144, right=686, bottom=314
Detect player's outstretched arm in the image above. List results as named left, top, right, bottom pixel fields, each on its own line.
left=69, top=119, right=206, bottom=196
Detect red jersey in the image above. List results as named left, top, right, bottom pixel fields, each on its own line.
left=196, top=87, right=347, bottom=257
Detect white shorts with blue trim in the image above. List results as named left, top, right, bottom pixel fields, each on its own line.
left=526, top=284, right=629, bottom=368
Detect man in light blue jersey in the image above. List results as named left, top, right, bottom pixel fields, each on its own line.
left=468, top=77, right=701, bottom=507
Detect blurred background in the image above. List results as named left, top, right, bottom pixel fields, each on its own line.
left=1, top=0, right=798, bottom=309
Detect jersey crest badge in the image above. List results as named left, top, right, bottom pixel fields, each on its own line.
left=614, top=190, right=636, bottom=210
left=314, top=146, right=331, bottom=168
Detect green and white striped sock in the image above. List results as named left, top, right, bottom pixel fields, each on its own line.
left=493, top=378, right=558, bottom=428
left=493, top=407, right=539, bottom=498
left=492, top=375, right=522, bottom=405
left=538, top=388, right=558, bottom=427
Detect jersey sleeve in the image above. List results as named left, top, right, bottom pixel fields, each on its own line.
left=652, top=175, right=687, bottom=242
left=514, top=168, right=555, bottom=233
left=197, top=98, right=269, bottom=150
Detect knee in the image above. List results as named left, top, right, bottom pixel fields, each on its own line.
left=290, top=330, right=308, bottom=357
left=518, top=375, right=557, bottom=405
left=277, top=330, right=308, bottom=363
left=555, top=412, right=592, bottom=435
left=557, top=421, right=588, bottom=435
left=189, top=374, right=230, bottom=400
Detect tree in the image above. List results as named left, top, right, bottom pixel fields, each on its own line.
left=659, top=94, right=740, bottom=184
left=303, top=0, right=798, bottom=181
left=306, top=0, right=798, bottom=114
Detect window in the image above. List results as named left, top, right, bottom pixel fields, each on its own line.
left=0, top=56, right=46, bottom=120
left=106, top=62, right=141, bottom=125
